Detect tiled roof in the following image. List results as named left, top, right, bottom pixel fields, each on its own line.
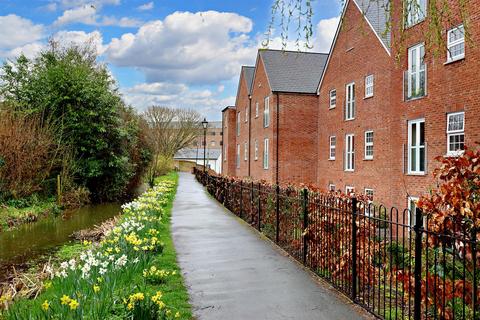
left=259, top=49, right=328, bottom=94
left=353, top=0, right=391, bottom=51
left=174, top=148, right=221, bottom=160
left=242, top=66, right=255, bottom=94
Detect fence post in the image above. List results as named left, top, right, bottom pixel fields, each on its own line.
left=224, top=179, right=228, bottom=206
left=413, top=207, right=424, bottom=320
left=472, top=226, right=477, bottom=319
left=351, top=197, right=358, bottom=302
left=302, top=188, right=309, bottom=265
left=257, top=182, right=261, bottom=231
left=239, top=180, right=243, bottom=218
left=250, top=181, right=254, bottom=224
left=275, top=184, right=280, bottom=244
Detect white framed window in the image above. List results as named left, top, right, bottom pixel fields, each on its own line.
left=329, top=89, right=336, bottom=108
left=345, top=82, right=355, bottom=120
left=446, top=111, right=465, bottom=156
left=245, top=106, right=248, bottom=122
left=211, top=141, right=215, bottom=147
left=405, top=0, right=426, bottom=27
left=255, top=102, right=259, bottom=118
left=408, top=118, right=426, bottom=174
left=329, top=136, right=336, bottom=160
left=236, top=112, right=240, bottom=136
left=329, top=184, right=336, bottom=191
left=447, top=24, right=465, bottom=62
left=263, top=138, right=269, bottom=169
left=345, top=186, right=355, bottom=195
left=254, top=139, right=258, bottom=160
left=236, top=144, right=240, bottom=168
left=365, top=75, right=374, bottom=98
left=263, top=96, right=270, bottom=128
left=244, top=142, right=248, bottom=161
left=365, top=188, right=374, bottom=200
left=345, top=134, right=355, bottom=171
left=406, top=43, right=426, bottom=100
left=364, top=131, right=374, bottom=160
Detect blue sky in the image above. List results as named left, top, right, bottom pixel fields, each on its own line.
left=0, top=0, right=342, bottom=120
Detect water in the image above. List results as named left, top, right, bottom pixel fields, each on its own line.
left=0, top=203, right=121, bottom=281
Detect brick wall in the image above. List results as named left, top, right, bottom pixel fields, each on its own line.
left=221, top=107, right=237, bottom=176
left=318, top=0, right=480, bottom=209
left=317, top=0, right=396, bottom=205
left=235, top=68, right=252, bottom=178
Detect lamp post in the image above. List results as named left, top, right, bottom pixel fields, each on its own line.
left=201, top=118, right=208, bottom=172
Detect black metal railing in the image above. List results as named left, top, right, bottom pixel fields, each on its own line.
left=193, top=168, right=479, bottom=320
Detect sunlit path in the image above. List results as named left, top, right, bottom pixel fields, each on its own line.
left=172, top=172, right=368, bottom=320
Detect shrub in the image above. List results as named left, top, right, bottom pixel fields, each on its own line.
left=0, top=111, right=59, bottom=200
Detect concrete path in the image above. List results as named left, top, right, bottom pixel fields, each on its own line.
left=172, top=173, right=367, bottom=320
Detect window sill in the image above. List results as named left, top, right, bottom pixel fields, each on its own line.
left=344, top=169, right=355, bottom=173
left=404, top=18, right=425, bottom=30
left=328, top=158, right=335, bottom=161
left=364, top=95, right=373, bottom=100
left=329, top=107, right=336, bottom=110
left=345, top=118, right=355, bottom=122
left=406, top=172, right=426, bottom=176
left=444, top=56, right=465, bottom=65
left=444, top=151, right=464, bottom=158
left=405, top=94, right=427, bottom=102
left=364, top=157, right=373, bottom=161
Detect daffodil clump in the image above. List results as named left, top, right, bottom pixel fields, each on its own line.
left=143, top=266, right=177, bottom=284
left=1, top=175, right=188, bottom=319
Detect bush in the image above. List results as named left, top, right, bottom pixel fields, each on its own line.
left=0, top=42, right=152, bottom=202
left=0, top=111, right=59, bottom=200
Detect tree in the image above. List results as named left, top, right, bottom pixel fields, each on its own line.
left=0, top=40, right=150, bottom=202
left=143, top=106, right=201, bottom=186
left=266, top=0, right=472, bottom=58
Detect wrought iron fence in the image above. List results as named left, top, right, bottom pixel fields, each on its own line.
left=193, top=168, right=479, bottom=320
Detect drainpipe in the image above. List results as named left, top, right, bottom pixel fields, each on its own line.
left=275, top=92, right=280, bottom=185
left=248, top=95, right=252, bottom=177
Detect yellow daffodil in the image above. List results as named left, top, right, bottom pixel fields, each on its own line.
left=41, top=300, right=49, bottom=311
left=69, top=299, right=79, bottom=310
left=93, top=285, right=100, bottom=293
left=60, top=295, right=71, bottom=305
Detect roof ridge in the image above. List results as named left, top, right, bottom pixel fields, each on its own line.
left=259, top=48, right=329, bottom=55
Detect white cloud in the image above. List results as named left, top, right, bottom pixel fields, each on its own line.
left=106, top=11, right=257, bottom=85
left=313, top=16, right=340, bottom=52
left=53, top=30, right=106, bottom=55
left=54, top=5, right=97, bottom=26
left=122, top=81, right=234, bottom=119
left=5, top=42, right=44, bottom=59
left=53, top=4, right=141, bottom=27
left=0, top=15, right=44, bottom=50
left=138, top=2, right=154, bottom=11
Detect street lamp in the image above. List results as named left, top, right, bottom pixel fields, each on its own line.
left=201, top=118, right=208, bottom=172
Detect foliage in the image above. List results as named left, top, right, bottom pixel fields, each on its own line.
left=1, top=172, right=191, bottom=319
left=401, top=146, right=480, bottom=319
left=0, top=41, right=151, bottom=202
left=267, top=0, right=471, bottom=59
left=0, top=198, right=60, bottom=232
left=143, top=106, right=200, bottom=186
left=0, top=111, right=60, bottom=200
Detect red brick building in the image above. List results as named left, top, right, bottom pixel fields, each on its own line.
left=317, top=0, right=480, bottom=216
left=222, top=106, right=238, bottom=176
left=222, top=49, right=328, bottom=184
left=221, top=0, right=480, bottom=217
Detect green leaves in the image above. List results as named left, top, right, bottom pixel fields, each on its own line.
left=0, top=41, right=151, bottom=203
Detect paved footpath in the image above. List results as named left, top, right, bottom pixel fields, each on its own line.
left=172, top=173, right=368, bottom=320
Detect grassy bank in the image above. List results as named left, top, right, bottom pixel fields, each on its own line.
left=1, top=172, right=192, bottom=319
left=0, top=198, right=61, bottom=232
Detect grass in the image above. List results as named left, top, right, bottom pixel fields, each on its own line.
left=0, top=172, right=192, bottom=319
left=0, top=198, right=60, bottom=232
